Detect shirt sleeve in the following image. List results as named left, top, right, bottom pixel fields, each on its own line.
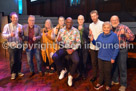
left=125, top=26, right=135, bottom=41
left=2, top=24, right=11, bottom=39
left=111, top=34, right=119, bottom=60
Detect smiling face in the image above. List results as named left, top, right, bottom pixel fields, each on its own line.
left=28, top=16, right=35, bottom=28
left=77, top=15, right=84, bottom=26
left=103, top=22, right=112, bottom=35
left=65, top=17, right=73, bottom=30
left=45, top=20, right=52, bottom=29
left=90, top=13, right=98, bottom=23
left=11, top=14, right=18, bottom=25
left=58, top=17, right=65, bottom=26
left=110, top=16, right=120, bottom=28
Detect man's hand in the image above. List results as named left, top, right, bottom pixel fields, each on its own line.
left=18, top=26, right=22, bottom=33
left=33, top=37, right=37, bottom=41
left=57, top=34, right=62, bottom=42
left=120, top=29, right=125, bottom=34
left=111, top=59, right=115, bottom=64
left=11, top=32, right=15, bottom=37
left=66, top=49, right=74, bottom=55
left=45, top=33, right=48, bottom=36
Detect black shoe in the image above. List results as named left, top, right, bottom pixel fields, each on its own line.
left=29, top=72, right=35, bottom=78
left=82, top=73, right=87, bottom=80
left=90, top=77, right=97, bottom=82
left=39, top=71, right=44, bottom=77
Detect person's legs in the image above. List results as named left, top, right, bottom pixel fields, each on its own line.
left=118, top=49, right=128, bottom=87
left=69, top=51, right=79, bottom=76
left=17, top=48, right=22, bottom=73
left=52, top=49, right=67, bottom=73
left=34, top=48, right=42, bottom=72
left=90, top=49, right=98, bottom=81
left=98, top=59, right=104, bottom=85
left=104, top=61, right=112, bottom=87
left=26, top=49, right=34, bottom=72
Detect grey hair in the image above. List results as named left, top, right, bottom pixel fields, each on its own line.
left=90, top=10, right=98, bottom=15
left=103, top=21, right=112, bottom=29
left=28, top=15, right=35, bottom=19
left=45, top=19, right=53, bottom=29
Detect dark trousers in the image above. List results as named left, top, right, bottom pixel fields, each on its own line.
left=98, top=59, right=113, bottom=86
left=8, top=48, right=22, bottom=74
left=112, top=49, right=128, bottom=87
left=52, top=49, right=79, bottom=76
left=90, top=49, right=98, bottom=78
left=78, top=45, right=88, bottom=75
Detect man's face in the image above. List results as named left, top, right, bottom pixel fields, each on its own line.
left=103, top=24, right=111, bottom=35
left=77, top=16, right=84, bottom=25
left=58, top=18, right=65, bottom=26
left=28, top=17, right=35, bottom=27
left=90, top=13, right=98, bottom=23
left=11, top=14, right=18, bottom=24
left=66, top=19, right=73, bottom=29
left=110, top=16, right=119, bottom=28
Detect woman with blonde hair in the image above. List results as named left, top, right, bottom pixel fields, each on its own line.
left=41, top=19, right=56, bottom=74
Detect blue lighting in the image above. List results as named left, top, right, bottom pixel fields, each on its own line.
left=18, top=0, right=22, bottom=14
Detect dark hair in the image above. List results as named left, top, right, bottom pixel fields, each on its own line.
left=10, top=12, right=18, bottom=18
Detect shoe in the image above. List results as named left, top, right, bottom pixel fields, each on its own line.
left=49, top=67, right=55, bottom=74
left=119, top=86, right=126, bottom=91
left=94, top=84, right=103, bottom=90
left=39, top=71, right=44, bottom=77
left=90, top=77, right=97, bottom=82
left=18, top=72, right=24, bottom=77
left=105, top=86, right=111, bottom=91
left=29, top=72, right=35, bottom=78
left=68, top=75, right=73, bottom=87
left=59, top=68, right=67, bottom=80
left=111, top=81, right=119, bottom=85
left=11, top=73, right=16, bottom=80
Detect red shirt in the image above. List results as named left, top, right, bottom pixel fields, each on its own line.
left=28, top=27, right=34, bottom=49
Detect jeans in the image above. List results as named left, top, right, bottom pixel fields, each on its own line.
left=8, top=48, right=22, bottom=74
left=52, top=49, right=79, bottom=76
left=112, top=49, right=128, bottom=87
left=26, top=48, right=42, bottom=72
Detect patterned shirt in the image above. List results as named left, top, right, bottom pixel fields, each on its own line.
left=114, top=24, right=135, bottom=48
left=57, top=27, right=81, bottom=50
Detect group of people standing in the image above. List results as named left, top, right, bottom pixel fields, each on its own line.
left=2, top=10, right=135, bottom=91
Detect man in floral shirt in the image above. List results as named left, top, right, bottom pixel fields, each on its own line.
left=52, top=17, right=81, bottom=87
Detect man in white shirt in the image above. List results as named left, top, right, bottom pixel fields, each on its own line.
left=89, top=10, right=104, bottom=82
left=2, top=12, right=24, bottom=80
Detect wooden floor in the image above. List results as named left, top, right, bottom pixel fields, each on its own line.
left=0, top=44, right=136, bottom=91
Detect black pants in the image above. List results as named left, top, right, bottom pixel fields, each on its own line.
left=90, top=49, right=98, bottom=78
left=52, top=49, right=79, bottom=76
left=8, top=48, right=22, bottom=74
left=98, top=59, right=113, bottom=86
left=78, top=45, right=88, bottom=75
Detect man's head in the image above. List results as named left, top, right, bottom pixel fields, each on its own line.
left=45, top=19, right=53, bottom=29
left=90, top=10, right=99, bottom=23
left=65, top=17, right=73, bottom=30
left=77, top=15, right=85, bottom=26
left=102, top=21, right=112, bottom=35
left=10, top=12, right=18, bottom=25
left=110, top=15, right=120, bottom=28
left=28, top=15, right=35, bottom=28
left=58, top=16, right=65, bottom=26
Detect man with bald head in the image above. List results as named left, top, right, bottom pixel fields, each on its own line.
left=110, top=15, right=135, bottom=91
left=52, top=17, right=81, bottom=86
left=77, top=15, right=89, bottom=79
